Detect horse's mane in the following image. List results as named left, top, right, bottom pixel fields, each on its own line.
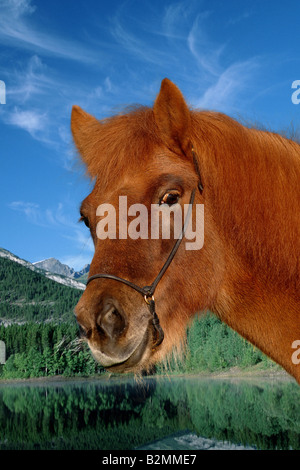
left=83, top=105, right=300, bottom=292
left=191, top=111, right=300, bottom=293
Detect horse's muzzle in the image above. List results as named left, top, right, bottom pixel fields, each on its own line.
left=75, top=296, right=158, bottom=372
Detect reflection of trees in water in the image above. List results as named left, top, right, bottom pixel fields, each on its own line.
left=185, top=379, right=300, bottom=450
left=0, top=378, right=299, bottom=450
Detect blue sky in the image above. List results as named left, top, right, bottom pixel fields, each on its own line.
left=0, top=0, right=299, bottom=270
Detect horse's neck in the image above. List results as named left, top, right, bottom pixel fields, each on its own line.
left=196, top=116, right=300, bottom=382
left=205, top=127, right=300, bottom=282
left=214, top=255, right=300, bottom=383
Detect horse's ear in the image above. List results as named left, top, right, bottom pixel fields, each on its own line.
left=71, top=105, right=100, bottom=171
left=154, top=78, right=191, bottom=155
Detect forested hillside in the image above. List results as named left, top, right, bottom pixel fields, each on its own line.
left=0, top=257, right=81, bottom=323
left=0, top=322, right=103, bottom=377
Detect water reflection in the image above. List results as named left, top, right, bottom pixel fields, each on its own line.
left=0, top=376, right=299, bottom=450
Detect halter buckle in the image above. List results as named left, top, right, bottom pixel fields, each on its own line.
left=144, top=294, right=155, bottom=305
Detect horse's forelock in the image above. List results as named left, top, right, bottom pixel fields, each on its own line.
left=86, top=107, right=163, bottom=189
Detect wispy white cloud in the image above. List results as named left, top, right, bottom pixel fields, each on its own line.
left=6, top=55, right=55, bottom=103
left=8, top=199, right=93, bottom=270
left=110, top=14, right=167, bottom=67
left=226, top=10, right=252, bottom=26
left=159, top=2, right=260, bottom=113
left=187, top=13, right=224, bottom=78
left=0, top=0, right=97, bottom=63
left=2, top=0, right=36, bottom=17
left=1, top=1, right=262, bottom=169
left=162, top=3, right=188, bottom=40
left=8, top=199, right=94, bottom=254
left=1, top=48, right=118, bottom=157
left=9, top=201, right=40, bottom=224
left=107, top=1, right=261, bottom=114
left=195, top=59, right=259, bottom=111
left=7, top=107, right=47, bottom=134
left=9, top=200, right=71, bottom=228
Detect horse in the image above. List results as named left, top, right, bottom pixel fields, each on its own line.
left=71, top=78, right=300, bottom=384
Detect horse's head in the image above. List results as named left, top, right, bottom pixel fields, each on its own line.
left=71, top=79, right=225, bottom=373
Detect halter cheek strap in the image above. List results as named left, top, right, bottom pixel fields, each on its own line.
left=86, top=148, right=203, bottom=348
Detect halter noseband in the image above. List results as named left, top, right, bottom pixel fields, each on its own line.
left=86, top=148, right=203, bottom=348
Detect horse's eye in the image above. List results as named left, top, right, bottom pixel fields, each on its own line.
left=79, top=214, right=90, bottom=228
left=160, top=191, right=180, bottom=206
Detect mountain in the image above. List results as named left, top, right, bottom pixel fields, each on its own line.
left=75, top=264, right=90, bottom=281
left=33, top=258, right=90, bottom=281
left=0, top=249, right=86, bottom=291
left=0, top=250, right=83, bottom=324
left=33, top=258, right=75, bottom=278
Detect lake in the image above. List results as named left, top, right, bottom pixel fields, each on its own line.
left=0, top=375, right=299, bottom=450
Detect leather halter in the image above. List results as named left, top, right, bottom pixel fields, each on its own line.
left=86, top=148, right=203, bottom=348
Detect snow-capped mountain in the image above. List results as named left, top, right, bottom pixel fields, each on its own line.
left=33, top=258, right=90, bottom=280
left=0, top=248, right=86, bottom=290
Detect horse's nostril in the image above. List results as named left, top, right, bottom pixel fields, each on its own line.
left=78, top=324, right=91, bottom=340
left=97, top=306, right=126, bottom=339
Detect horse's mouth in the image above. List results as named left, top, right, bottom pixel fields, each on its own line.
left=89, top=324, right=153, bottom=373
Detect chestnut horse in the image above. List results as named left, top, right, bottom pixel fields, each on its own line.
left=72, top=78, right=300, bottom=383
